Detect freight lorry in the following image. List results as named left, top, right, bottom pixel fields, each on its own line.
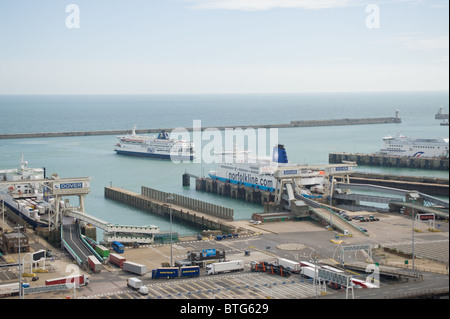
left=205, top=260, right=244, bottom=275
left=152, top=267, right=179, bottom=279
left=95, top=244, right=110, bottom=258
left=122, top=261, right=147, bottom=276
left=87, top=255, right=102, bottom=274
left=109, top=253, right=126, bottom=268
left=300, top=266, right=318, bottom=280
left=250, top=261, right=291, bottom=277
left=276, top=258, right=301, bottom=273
left=0, top=282, right=30, bottom=297
left=45, top=274, right=89, bottom=287
left=186, top=249, right=226, bottom=267
left=151, top=266, right=200, bottom=279
left=127, top=277, right=148, bottom=295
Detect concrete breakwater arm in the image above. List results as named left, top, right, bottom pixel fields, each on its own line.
left=0, top=116, right=401, bottom=139
left=104, top=186, right=238, bottom=234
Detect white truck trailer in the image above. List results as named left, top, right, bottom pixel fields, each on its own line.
left=127, top=277, right=148, bottom=295
left=122, top=261, right=147, bottom=276
left=276, top=258, right=301, bottom=273
left=205, top=260, right=244, bottom=275
left=300, top=266, right=319, bottom=280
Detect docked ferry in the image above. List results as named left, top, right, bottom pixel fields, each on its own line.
left=208, top=145, right=326, bottom=194
left=114, top=126, right=196, bottom=160
left=0, top=156, right=51, bottom=228
left=380, top=134, right=449, bottom=158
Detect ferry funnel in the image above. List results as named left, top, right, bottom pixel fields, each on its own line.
left=273, top=144, right=288, bottom=164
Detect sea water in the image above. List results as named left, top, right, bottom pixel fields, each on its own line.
left=0, top=92, right=448, bottom=237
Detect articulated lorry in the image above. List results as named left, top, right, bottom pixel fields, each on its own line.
left=45, top=274, right=89, bottom=287
left=88, top=255, right=102, bottom=274
left=251, top=261, right=292, bottom=277
left=151, top=266, right=200, bottom=279
left=122, top=261, right=147, bottom=276
left=127, top=277, right=148, bottom=295
left=186, top=249, right=226, bottom=266
left=205, top=260, right=244, bottom=275
left=276, top=258, right=301, bottom=273
left=109, top=253, right=126, bottom=268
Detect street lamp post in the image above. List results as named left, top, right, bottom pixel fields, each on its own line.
left=167, top=196, right=174, bottom=267
left=14, top=226, right=23, bottom=299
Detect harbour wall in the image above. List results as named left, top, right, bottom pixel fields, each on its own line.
left=334, top=172, right=449, bottom=197
left=0, top=116, right=400, bottom=139
left=291, top=116, right=400, bottom=127
left=104, top=186, right=237, bottom=234
left=329, top=153, right=449, bottom=171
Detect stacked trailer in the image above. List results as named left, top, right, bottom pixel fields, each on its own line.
left=251, top=261, right=291, bottom=277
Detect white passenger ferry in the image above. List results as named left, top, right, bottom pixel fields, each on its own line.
left=114, top=126, right=196, bottom=160
left=208, top=145, right=326, bottom=195
left=0, top=156, right=51, bottom=228
left=380, top=134, right=449, bottom=158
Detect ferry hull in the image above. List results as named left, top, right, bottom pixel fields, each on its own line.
left=115, top=149, right=195, bottom=161
left=208, top=174, right=275, bottom=192
left=3, top=200, right=48, bottom=229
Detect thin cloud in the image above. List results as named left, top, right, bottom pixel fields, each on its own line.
left=181, top=0, right=365, bottom=11
left=402, top=35, right=449, bottom=51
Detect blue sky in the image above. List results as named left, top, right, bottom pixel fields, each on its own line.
left=0, top=0, right=448, bottom=94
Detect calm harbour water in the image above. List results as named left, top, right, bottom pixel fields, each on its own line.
left=0, top=92, right=448, bottom=238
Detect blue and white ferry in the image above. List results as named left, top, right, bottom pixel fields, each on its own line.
left=208, top=145, right=326, bottom=193
left=114, top=126, right=196, bottom=160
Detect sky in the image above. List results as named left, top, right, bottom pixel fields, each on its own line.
left=0, top=0, right=448, bottom=94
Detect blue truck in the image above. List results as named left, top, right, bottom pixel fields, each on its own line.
left=151, top=266, right=200, bottom=279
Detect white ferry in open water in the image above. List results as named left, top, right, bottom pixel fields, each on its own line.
left=114, top=126, right=195, bottom=160
left=208, top=145, right=326, bottom=196
left=380, top=134, right=449, bottom=158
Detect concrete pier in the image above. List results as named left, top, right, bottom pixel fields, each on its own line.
left=329, top=152, right=449, bottom=171
left=195, top=178, right=275, bottom=205
left=104, top=186, right=238, bottom=234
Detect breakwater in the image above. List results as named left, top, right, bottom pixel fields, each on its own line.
left=0, top=115, right=401, bottom=139
left=329, top=153, right=449, bottom=171
left=291, top=116, right=401, bottom=127
left=104, top=186, right=237, bottom=234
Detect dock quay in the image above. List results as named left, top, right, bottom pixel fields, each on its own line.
left=334, top=172, right=449, bottom=197
left=0, top=114, right=401, bottom=139
left=104, top=186, right=239, bottom=235
left=194, top=177, right=275, bottom=205
left=329, top=152, right=449, bottom=171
